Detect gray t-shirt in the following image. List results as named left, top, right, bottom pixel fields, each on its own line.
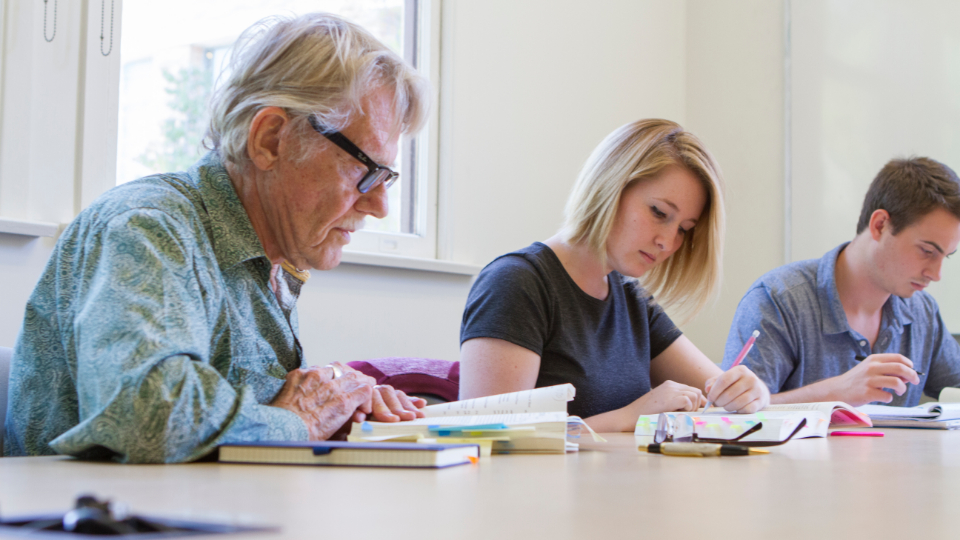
left=723, top=242, right=960, bottom=406
left=461, top=242, right=683, bottom=419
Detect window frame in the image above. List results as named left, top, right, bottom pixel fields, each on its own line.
left=97, top=0, right=443, bottom=261
left=342, top=0, right=441, bottom=260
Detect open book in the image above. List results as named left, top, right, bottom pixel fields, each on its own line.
left=759, top=402, right=871, bottom=427
left=635, top=401, right=870, bottom=441
left=349, top=384, right=594, bottom=454
left=857, top=392, right=960, bottom=429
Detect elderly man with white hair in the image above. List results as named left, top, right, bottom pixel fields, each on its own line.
left=3, top=13, right=429, bottom=463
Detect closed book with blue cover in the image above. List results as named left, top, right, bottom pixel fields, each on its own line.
left=219, top=441, right=479, bottom=468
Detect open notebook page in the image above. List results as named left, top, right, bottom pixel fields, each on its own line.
left=423, top=384, right=576, bottom=417
left=364, top=411, right=569, bottom=429
left=859, top=403, right=960, bottom=421
left=760, top=402, right=870, bottom=426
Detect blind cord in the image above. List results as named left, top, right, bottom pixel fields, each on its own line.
left=100, top=0, right=114, bottom=56
left=43, top=0, right=57, bottom=43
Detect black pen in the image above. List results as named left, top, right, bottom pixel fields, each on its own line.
left=854, top=356, right=924, bottom=376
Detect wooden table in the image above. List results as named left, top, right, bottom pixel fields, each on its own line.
left=2, top=430, right=960, bottom=539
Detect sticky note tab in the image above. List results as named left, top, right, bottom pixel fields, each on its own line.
left=361, top=421, right=372, bottom=432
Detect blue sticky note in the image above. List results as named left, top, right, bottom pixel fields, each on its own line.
left=428, top=423, right=508, bottom=435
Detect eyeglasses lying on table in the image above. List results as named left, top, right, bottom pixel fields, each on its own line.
left=652, top=413, right=807, bottom=447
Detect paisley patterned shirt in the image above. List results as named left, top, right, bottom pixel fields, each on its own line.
left=3, top=152, right=310, bottom=463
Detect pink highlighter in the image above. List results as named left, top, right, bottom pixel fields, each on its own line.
left=830, top=431, right=884, bottom=437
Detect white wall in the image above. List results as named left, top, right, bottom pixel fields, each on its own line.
left=0, top=0, right=86, bottom=348
left=440, top=0, right=687, bottom=266
left=791, top=0, right=960, bottom=330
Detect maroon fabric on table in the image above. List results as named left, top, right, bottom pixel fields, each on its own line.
left=347, top=358, right=460, bottom=402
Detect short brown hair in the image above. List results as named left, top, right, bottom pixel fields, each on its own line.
left=856, top=157, right=960, bottom=235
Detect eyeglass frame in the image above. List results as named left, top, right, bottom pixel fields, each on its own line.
left=652, top=413, right=807, bottom=447
left=307, top=116, right=399, bottom=194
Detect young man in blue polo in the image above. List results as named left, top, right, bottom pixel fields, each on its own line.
left=724, top=157, right=960, bottom=406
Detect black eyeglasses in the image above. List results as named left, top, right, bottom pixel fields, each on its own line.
left=308, top=116, right=399, bottom=194
left=653, top=412, right=807, bottom=447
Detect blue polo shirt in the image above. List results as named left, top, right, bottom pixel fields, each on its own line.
left=723, top=243, right=960, bottom=406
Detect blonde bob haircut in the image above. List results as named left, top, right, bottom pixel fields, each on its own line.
left=561, top=119, right=725, bottom=322
left=206, top=12, right=431, bottom=169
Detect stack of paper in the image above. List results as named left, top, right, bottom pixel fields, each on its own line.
left=349, top=384, right=587, bottom=454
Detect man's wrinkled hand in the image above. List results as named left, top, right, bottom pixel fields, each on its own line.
left=270, top=364, right=374, bottom=440
left=332, top=363, right=427, bottom=423
left=365, top=384, right=428, bottom=422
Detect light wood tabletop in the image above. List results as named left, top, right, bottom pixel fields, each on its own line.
left=2, top=429, right=960, bottom=539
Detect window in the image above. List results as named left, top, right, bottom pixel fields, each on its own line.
left=115, top=0, right=439, bottom=259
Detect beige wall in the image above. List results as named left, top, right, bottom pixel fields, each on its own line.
left=680, top=0, right=785, bottom=361
left=790, top=0, right=960, bottom=331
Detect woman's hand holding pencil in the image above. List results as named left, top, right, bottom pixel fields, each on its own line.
left=702, top=330, right=770, bottom=413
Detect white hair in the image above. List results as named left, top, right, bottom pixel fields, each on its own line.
left=206, top=12, right=431, bottom=169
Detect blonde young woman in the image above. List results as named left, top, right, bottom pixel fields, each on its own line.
left=459, top=119, right=770, bottom=432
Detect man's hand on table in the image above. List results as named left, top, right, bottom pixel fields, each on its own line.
left=338, top=363, right=427, bottom=423
left=270, top=362, right=426, bottom=440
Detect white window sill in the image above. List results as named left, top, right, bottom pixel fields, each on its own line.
left=0, top=220, right=481, bottom=276
left=0, top=218, right=60, bottom=238
left=339, top=251, right=481, bottom=276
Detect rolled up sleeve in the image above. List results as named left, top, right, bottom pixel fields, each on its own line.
left=48, top=209, right=307, bottom=463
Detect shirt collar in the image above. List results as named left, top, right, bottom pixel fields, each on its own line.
left=816, top=243, right=851, bottom=335
left=816, top=241, right=913, bottom=336
left=884, top=289, right=913, bottom=334
left=194, top=152, right=269, bottom=271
